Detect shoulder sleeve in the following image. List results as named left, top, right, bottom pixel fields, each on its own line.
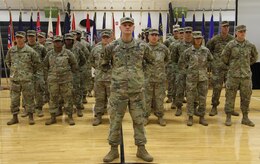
left=221, top=41, right=232, bottom=65
left=250, top=43, right=258, bottom=65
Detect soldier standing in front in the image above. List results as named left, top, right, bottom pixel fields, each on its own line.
left=222, top=25, right=258, bottom=127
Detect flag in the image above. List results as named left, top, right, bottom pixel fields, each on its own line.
left=93, top=12, right=97, bottom=43
left=181, top=11, right=185, bottom=27
left=218, top=11, right=222, bottom=34
left=86, top=13, right=91, bottom=43
left=166, top=13, right=169, bottom=33
left=201, top=12, right=205, bottom=37
left=64, top=11, right=70, bottom=34
left=36, top=10, right=41, bottom=33
left=102, top=12, right=106, bottom=29
left=30, top=11, right=34, bottom=30
left=209, top=14, right=214, bottom=39
left=175, top=10, right=179, bottom=25
left=71, top=12, right=76, bottom=30
left=18, top=11, right=23, bottom=31
left=147, top=12, right=151, bottom=28
left=168, top=2, right=174, bottom=32
left=192, top=12, right=196, bottom=31
left=56, top=12, right=61, bottom=36
left=7, top=10, right=15, bottom=49
left=47, top=9, right=53, bottom=38
left=130, top=12, right=134, bottom=37
left=158, top=12, right=163, bottom=36
left=112, top=12, right=115, bottom=39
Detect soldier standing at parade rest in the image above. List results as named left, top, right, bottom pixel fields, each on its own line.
left=221, top=25, right=258, bottom=127
left=206, top=21, right=237, bottom=116
left=5, top=31, right=41, bottom=125
left=37, top=32, right=47, bottom=46
left=102, top=17, right=154, bottom=163
left=44, top=35, right=77, bottom=126
left=179, top=31, right=213, bottom=126
left=144, top=28, right=170, bottom=126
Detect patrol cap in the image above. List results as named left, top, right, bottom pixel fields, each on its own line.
left=192, top=31, right=203, bottom=39
left=221, top=21, right=229, bottom=26
left=184, top=26, right=193, bottom=32
left=178, top=28, right=184, bottom=33
left=53, top=35, right=63, bottom=42
left=101, top=31, right=111, bottom=37
left=148, top=29, right=159, bottom=35
left=27, top=30, right=36, bottom=36
left=166, top=33, right=172, bottom=37
left=75, top=29, right=82, bottom=34
left=144, top=27, right=151, bottom=33
left=235, top=25, right=247, bottom=32
left=15, top=31, right=26, bottom=38
left=64, top=33, right=74, bottom=40
left=120, top=17, right=134, bottom=24
left=37, top=32, right=46, bottom=38
left=46, top=38, right=53, bottom=44
left=173, top=24, right=180, bottom=32
left=70, top=30, right=77, bottom=35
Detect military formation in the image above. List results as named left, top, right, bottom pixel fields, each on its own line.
left=5, top=16, right=258, bottom=163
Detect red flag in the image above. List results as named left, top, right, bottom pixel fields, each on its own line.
left=86, top=13, right=91, bottom=42
left=8, top=10, right=15, bottom=49
left=56, top=12, right=61, bottom=36
left=36, top=10, right=41, bottom=33
left=112, top=12, right=115, bottom=39
left=71, top=13, right=76, bottom=30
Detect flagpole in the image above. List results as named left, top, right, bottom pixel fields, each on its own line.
left=0, top=26, right=10, bottom=88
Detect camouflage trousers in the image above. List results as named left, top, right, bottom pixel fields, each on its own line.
left=224, top=77, right=252, bottom=114
left=10, top=80, right=35, bottom=114
left=186, top=80, right=208, bottom=116
left=86, top=66, right=94, bottom=94
left=93, top=80, right=111, bottom=117
left=166, top=68, right=176, bottom=101
left=34, top=76, right=45, bottom=110
left=175, top=73, right=186, bottom=108
left=211, top=67, right=227, bottom=107
left=144, top=82, right=165, bottom=118
left=72, top=72, right=83, bottom=109
left=48, top=82, right=73, bottom=115
left=108, top=91, right=147, bottom=146
left=79, top=66, right=88, bottom=98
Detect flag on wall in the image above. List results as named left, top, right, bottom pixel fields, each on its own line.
left=7, top=10, right=14, bottom=49
left=86, top=13, right=91, bottom=43
left=102, top=12, right=106, bottom=29
left=30, top=11, right=34, bottom=30
left=47, top=9, right=53, bottom=38
left=147, top=12, right=151, bottom=28
left=130, top=12, right=134, bottom=37
left=209, top=14, right=214, bottom=39
left=168, top=2, right=174, bottom=32
left=56, top=12, right=61, bottom=36
left=93, top=12, right=97, bottom=43
left=158, top=12, right=163, bottom=36
left=201, top=12, right=205, bottom=37
left=36, top=10, right=41, bottom=33
left=112, top=12, right=115, bottom=39
left=64, top=11, right=70, bottom=34
left=192, top=12, right=196, bottom=31
left=218, top=11, right=222, bottom=34
left=181, top=11, right=185, bottom=27
left=166, top=13, right=169, bottom=33
left=71, top=12, right=76, bottom=30
left=18, top=11, right=23, bottom=31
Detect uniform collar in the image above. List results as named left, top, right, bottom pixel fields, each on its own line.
left=119, top=38, right=136, bottom=49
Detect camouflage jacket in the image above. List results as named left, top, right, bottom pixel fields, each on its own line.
left=145, top=42, right=170, bottom=82
left=179, top=45, right=213, bottom=81
left=163, top=36, right=176, bottom=48
left=90, top=44, right=112, bottom=82
left=44, top=47, right=78, bottom=84
left=64, top=45, right=86, bottom=69
left=102, top=38, right=154, bottom=93
left=206, top=34, right=234, bottom=69
left=74, top=40, right=90, bottom=68
left=221, top=39, right=258, bottom=78
left=5, top=45, right=41, bottom=82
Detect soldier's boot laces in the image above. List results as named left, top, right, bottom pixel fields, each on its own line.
left=199, top=116, right=208, bottom=126
left=158, top=117, right=166, bottom=126
left=28, top=113, right=35, bottom=125
left=241, top=113, right=255, bottom=127
left=231, top=110, right=240, bottom=116
left=68, top=115, right=75, bottom=126
left=103, top=146, right=119, bottom=162
left=136, top=145, right=153, bottom=162
left=165, top=98, right=172, bottom=103
left=37, top=108, right=44, bottom=117
left=225, top=113, right=232, bottom=126
left=175, top=107, right=182, bottom=116
left=45, top=114, right=57, bottom=125
left=171, top=103, right=176, bottom=109
left=7, top=114, right=19, bottom=125
left=92, top=116, right=102, bottom=126
left=21, top=109, right=28, bottom=117
left=144, top=117, right=149, bottom=126
left=187, top=116, right=193, bottom=126
left=77, top=109, right=83, bottom=117
left=209, top=106, right=218, bottom=116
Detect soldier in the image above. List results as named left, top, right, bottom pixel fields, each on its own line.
left=222, top=25, right=258, bottom=127
left=26, top=30, right=47, bottom=117
left=206, top=21, right=236, bottom=116
left=37, top=32, right=46, bottom=45
left=163, top=24, right=180, bottom=48
left=45, top=38, right=54, bottom=52
left=170, top=26, right=193, bottom=116
left=5, top=31, right=41, bottom=125
left=179, top=31, right=213, bottom=126
left=64, top=33, right=86, bottom=117
left=90, top=29, right=112, bottom=126
left=44, top=35, right=77, bottom=126
left=102, top=17, right=154, bottom=163
left=144, top=29, right=170, bottom=126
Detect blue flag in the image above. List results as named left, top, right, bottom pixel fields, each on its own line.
left=147, top=12, right=151, bottom=28
left=201, top=12, right=205, bottom=37
left=64, top=11, right=70, bottom=34
left=102, top=12, right=106, bottom=29
left=209, top=14, right=214, bottom=39
left=192, top=13, right=196, bottom=31
left=30, top=11, right=34, bottom=30
left=166, top=13, right=169, bottom=33
left=158, top=12, right=163, bottom=36
left=181, top=12, right=185, bottom=27
left=130, top=13, right=134, bottom=37
left=93, top=12, right=97, bottom=43
left=18, top=11, right=23, bottom=31
left=168, top=2, right=174, bottom=32
left=218, top=11, right=222, bottom=34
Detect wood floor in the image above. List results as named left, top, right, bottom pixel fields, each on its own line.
left=1, top=78, right=260, bottom=164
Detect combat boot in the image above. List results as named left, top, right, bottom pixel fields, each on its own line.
left=199, top=116, right=208, bottom=126
left=28, top=113, right=35, bottom=125
left=45, top=114, right=57, bottom=125
left=209, top=106, right=218, bottom=116
left=183, top=98, right=187, bottom=103
left=225, top=113, right=232, bottom=126
left=158, top=117, right=166, bottom=126
left=21, top=108, right=28, bottom=117
left=7, top=114, right=19, bottom=125
left=92, top=115, right=102, bottom=126
left=136, top=145, right=153, bottom=162
left=171, top=103, right=176, bottom=109
left=77, top=109, right=83, bottom=117
left=36, top=107, right=44, bottom=117
left=103, top=146, right=119, bottom=162
left=175, top=107, right=182, bottom=116
left=165, top=97, right=172, bottom=103
left=231, top=110, right=239, bottom=116
left=241, top=113, right=255, bottom=127
left=68, top=114, right=75, bottom=126
left=87, top=91, right=93, bottom=97
left=143, top=117, right=149, bottom=126
left=82, top=96, right=88, bottom=104
left=187, top=116, right=193, bottom=126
